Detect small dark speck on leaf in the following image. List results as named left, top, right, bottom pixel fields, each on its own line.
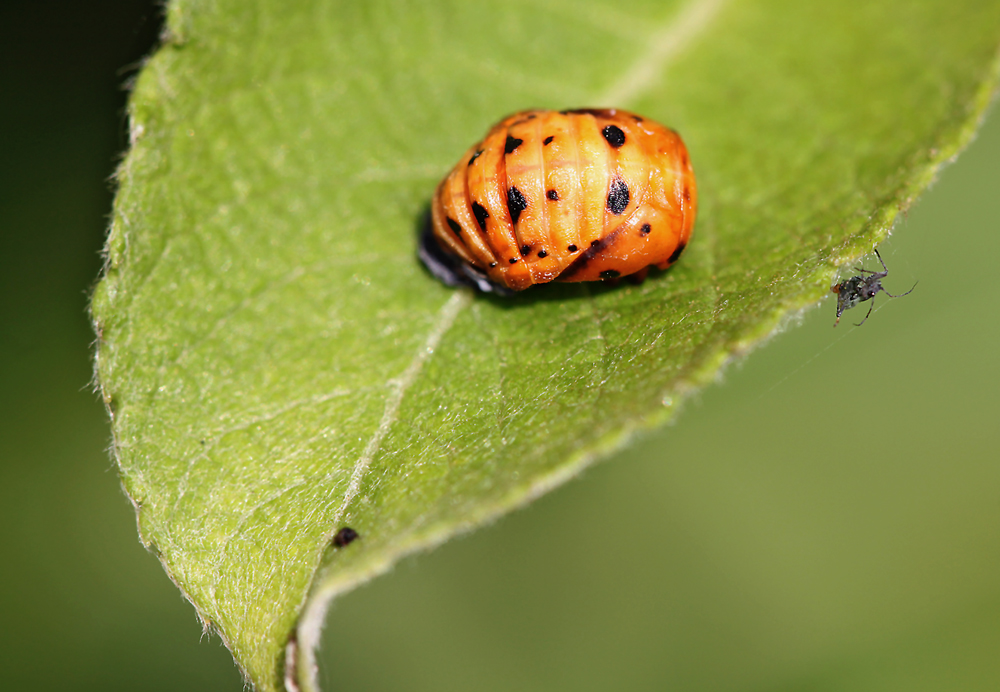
left=332, top=527, right=360, bottom=547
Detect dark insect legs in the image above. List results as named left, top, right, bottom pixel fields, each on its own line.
left=833, top=248, right=916, bottom=326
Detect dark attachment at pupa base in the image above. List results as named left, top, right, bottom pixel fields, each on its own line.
left=332, top=527, right=360, bottom=548
left=418, top=224, right=515, bottom=296
left=832, top=248, right=916, bottom=326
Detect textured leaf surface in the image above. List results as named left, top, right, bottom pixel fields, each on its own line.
left=91, top=0, right=1000, bottom=689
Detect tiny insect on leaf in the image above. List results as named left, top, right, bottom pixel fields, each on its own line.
left=832, top=248, right=916, bottom=326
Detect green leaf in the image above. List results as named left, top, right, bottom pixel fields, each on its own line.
left=91, top=0, right=1000, bottom=689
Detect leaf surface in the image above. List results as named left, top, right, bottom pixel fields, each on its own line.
left=92, top=0, right=1000, bottom=689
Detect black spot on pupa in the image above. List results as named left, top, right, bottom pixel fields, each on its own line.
left=472, top=202, right=489, bottom=231
left=602, top=125, right=626, bottom=148
left=567, top=244, right=578, bottom=253
left=640, top=223, right=651, bottom=235
left=543, top=135, right=554, bottom=145
left=631, top=115, right=643, bottom=123
left=507, top=186, right=528, bottom=224
left=489, top=262, right=497, bottom=268
left=505, top=136, right=523, bottom=154
left=520, top=244, right=531, bottom=256
left=683, top=187, right=691, bottom=202
left=447, top=217, right=462, bottom=235
left=468, top=149, right=483, bottom=166
left=561, top=108, right=612, bottom=117
left=546, top=189, right=559, bottom=201
left=537, top=249, right=548, bottom=258
left=332, top=527, right=359, bottom=548
left=557, top=229, right=626, bottom=280
left=525, top=113, right=538, bottom=120
left=667, top=242, right=687, bottom=264
left=600, top=269, right=621, bottom=280
left=509, top=257, right=518, bottom=264
left=606, top=178, right=629, bottom=215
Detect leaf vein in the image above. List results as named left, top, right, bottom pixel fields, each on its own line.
left=332, top=290, right=472, bottom=524
left=597, top=0, right=729, bottom=106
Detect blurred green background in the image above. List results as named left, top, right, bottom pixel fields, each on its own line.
left=2, top=2, right=998, bottom=690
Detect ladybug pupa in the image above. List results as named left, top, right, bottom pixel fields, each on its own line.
left=420, top=108, right=697, bottom=293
